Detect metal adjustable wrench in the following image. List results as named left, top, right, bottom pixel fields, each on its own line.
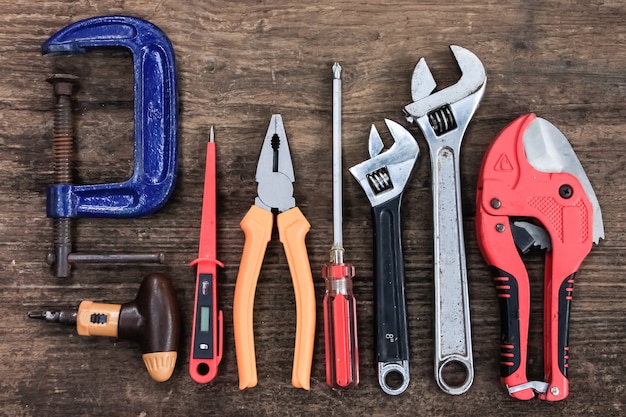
left=404, top=45, right=486, bottom=395
left=350, top=120, right=419, bottom=395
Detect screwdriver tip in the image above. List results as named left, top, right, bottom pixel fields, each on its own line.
left=209, top=126, right=215, bottom=143
left=333, top=62, right=342, bottom=79
left=27, top=310, right=45, bottom=320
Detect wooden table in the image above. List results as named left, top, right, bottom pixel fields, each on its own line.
left=1, top=1, right=624, bottom=415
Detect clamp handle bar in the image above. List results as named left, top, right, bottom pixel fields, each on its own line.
left=43, top=15, right=178, bottom=218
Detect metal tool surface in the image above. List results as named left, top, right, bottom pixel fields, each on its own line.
left=349, top=119, right=419, bottom=395
left=476, top=114, right=604, bottom=401
left=404, top=45, right=486, bottom=395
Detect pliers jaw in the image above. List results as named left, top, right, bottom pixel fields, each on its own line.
left=476, top=113, right=604, bottom=401
left=255, top=114, right=296, bottom=213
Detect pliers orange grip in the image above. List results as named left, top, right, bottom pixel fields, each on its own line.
left=233, top=115, right=316, bottom=390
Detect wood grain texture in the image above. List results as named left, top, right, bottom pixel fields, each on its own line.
left=0, top=0, right=625, bottom=415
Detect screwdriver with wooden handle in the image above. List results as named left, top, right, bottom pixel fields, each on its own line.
left=321, top=62, right=359, bottom=389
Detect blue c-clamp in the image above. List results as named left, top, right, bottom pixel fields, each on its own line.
left=43, top=16, right=178, bottom=277
left=43, top=15, right=178, bottom=218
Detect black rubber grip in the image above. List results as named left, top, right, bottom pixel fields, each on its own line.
left=490, top=266, right=521, bottom=377
left=372, top=196, right=409, bottom=363
left=558, top=273, right=576, bottom=377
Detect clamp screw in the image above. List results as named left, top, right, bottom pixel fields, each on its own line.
left=47, top=74, right=79, bottom=278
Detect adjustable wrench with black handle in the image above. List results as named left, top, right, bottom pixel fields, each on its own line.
left=373, top=195, right=410, bottom=395
left=349, top=120, right=419, bottom=395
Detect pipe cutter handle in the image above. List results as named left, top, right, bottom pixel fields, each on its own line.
left=43, top=16, right=178, bottom=218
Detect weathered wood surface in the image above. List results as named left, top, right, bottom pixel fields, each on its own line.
left=0, top=1, right=624, bottom=416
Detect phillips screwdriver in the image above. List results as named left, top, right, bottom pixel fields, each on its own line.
left=321, top=62, right=359, bottom=389
left=27, top=272, right=181, bottom=382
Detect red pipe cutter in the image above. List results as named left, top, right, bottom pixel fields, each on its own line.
left=476, top=114, right=604, bottom=401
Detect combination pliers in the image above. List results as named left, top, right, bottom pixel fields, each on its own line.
left=233, top=114, right=316, bottom=390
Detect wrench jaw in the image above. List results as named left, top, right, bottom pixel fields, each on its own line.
left=348, top=120, right=419, bottom=207
left=404, top=45, right=486, bottom=152
left=407, top=82, right=486, bottom=156
left=405, top=45, right=486, bottom=124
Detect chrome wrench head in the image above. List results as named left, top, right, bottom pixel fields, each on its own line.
left=404, top=45, right=486, bottom=395
left=405, top=45, right=486, bottom=126
left=349, top=119, right=419, bottom=207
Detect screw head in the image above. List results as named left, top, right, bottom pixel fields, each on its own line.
left=551, top=386, right=560, bottom=396
left=496, top=223, right=506, bottom=233
left=490, top=198, right=502, bottom=209
left=47, top=73, right=79, bottom=96
left=559, top=184, right=573, bottom=199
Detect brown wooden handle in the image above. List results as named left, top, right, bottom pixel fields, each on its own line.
left=118, top=272, right=181, bottom=381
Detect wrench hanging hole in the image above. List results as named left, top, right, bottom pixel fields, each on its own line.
left=428, top=105, right=457, bottom=136
left=379, top=362, right=410, bottom=395
left=384, top=370, right=405, bottom=391
left=438, top=359, right=472, bottom=394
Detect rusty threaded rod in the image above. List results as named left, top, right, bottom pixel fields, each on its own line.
left=47, top=74, right=79, bottom=278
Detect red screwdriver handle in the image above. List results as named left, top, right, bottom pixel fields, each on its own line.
left=322, top=262, right=359, bottom=389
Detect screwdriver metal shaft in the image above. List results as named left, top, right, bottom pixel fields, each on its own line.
left=322, top=62, right=359, bottom=389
